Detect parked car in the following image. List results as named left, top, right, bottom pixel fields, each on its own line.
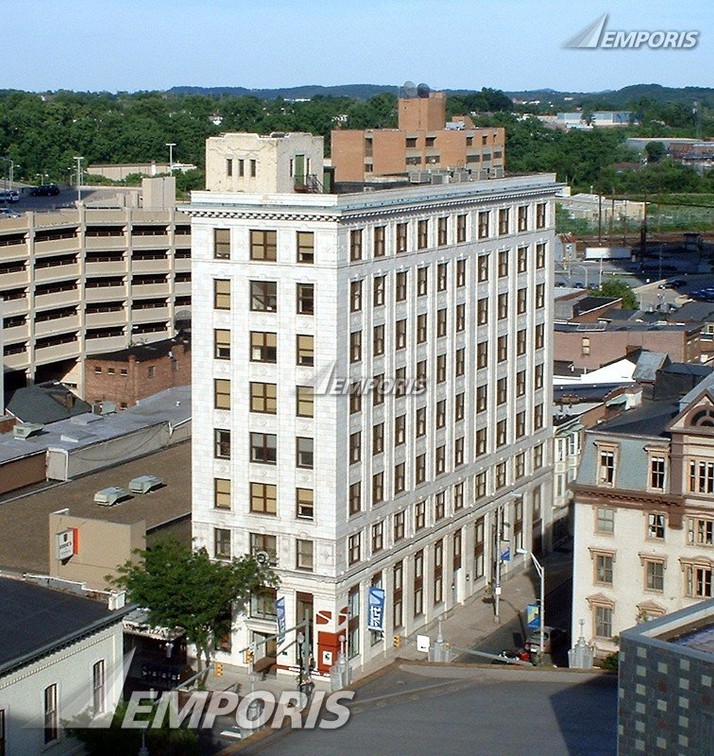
left=523, top=626, right=568, bottom=655
left=30, top=183, right=60, bottom=196
left=658, top=279, right=687, bottom=289
left=0, top=189, right=20, bottom=203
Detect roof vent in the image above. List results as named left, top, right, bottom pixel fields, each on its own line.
left=13, top=422, right=44, bottom=440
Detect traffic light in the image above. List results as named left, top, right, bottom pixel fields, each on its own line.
left=215, top=662, right=224, bottom=677
left=393, top=634, right=401, bottom=648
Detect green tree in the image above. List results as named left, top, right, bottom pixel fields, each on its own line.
left=112, top=538, right=278, bottom=670
left=589, top=279, right=638, bottom=310
left=645, top=141, right=666, bottom=163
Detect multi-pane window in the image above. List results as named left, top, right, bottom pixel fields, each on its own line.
left=393, top=561, right=404, bottom=628
left=598, top=448, right=616, bottom=485
left=435, top=445, right=446, bottom=475
left=457, top=213, right=467, bottom=242
left=517, top=287, right=527, bottom=314
left=250, top=332, right=277, bottom=363
left=475, top=472, right=486, bottom=500
left=647, top=513, right=666, bottom=540
left=477, top=297, right=488, bottom=325
left=214, top=329, right=230, bottom=360
left=454, top=437, right=464, bottom=466
left=250, top=532, right=277, bottom=564
left=517, top=205, right=528, bottom=232
left=533, top=443, right=544, bottom=469
left=476, top=428, right=487, bottom=457
left=214, top=428, right=231, bottom=459
left=456, top=259, right=466, bottom=287
left=374, top=324, right=385, bottom=355
left=296, top=385, right=314, bottom=417
left=649, top=455, right=666, bottom=490
left=478, top=211, right=489, bottom=239
left=395, top=414, right=406, bottom=446
left=515, top=451, right=526, bottom=479
left=214, top=478, right=231, bottom=509
left=394, top=462, right=406, bottom=495
left=535, top=283, right=545, bottom=309
left=214, top=228, right=231, bottom=259
left=496, top=419, right=507, bottom=448
left=415, top=406, right=427, bottom=437
left=296, top=437, right=314, bottom=468
left=350, top=431, right=362, bottom=464
left=93, top=660, right=106, bottom=714
left=497, top=335, right=508, bottom=362
left=534, top=363, right=544, bottom=389
left=498, top=208, right=509, bottom=235
left=497, top=293, right=508, bottom=320
left=214, top=278, right=231, bottom=309
left=396, top=222, right=408, bottom=253
left=474, top=517, right=485, bottom=578
left=689, top=459, right=714, bottom=494
left=414, top=550, right=424, bottom=617
left=437, top=262, right=448, bottom=291
left=455, top=348, right=465, bottom=376
left=453, top=481, right=464, bottom=511
left=396, top=319, right=407, bottom=349
left=415, top=453, right=427, bottom=484
left=250, top=432, right=277, bottom=464
left=44, top=684, right=59, bottom=744
left=374, top=226, right=386, bottom=257
left=536, top=202, right=547, bottom=229
left=394, top=510, right=405, bottom=542
left=535, top=323, right=544, bottom=349
left=436, top=399, right=446, bottom=429
left=476, top=384, right=488, bottom=412
left=349, top=482, right=361, bottom=515
left=434, top=492, right=445, bottom=521
left=350, top=280, right=363, bottom=312
left=495, top=461, right=507, bottom=489
left=214, top=527, right=231, bottom=559
left=296, top=283, right=314, bottom=315
left=251, top=482, right=277, bottom=514
left=418, top=219, right=429, bottom=249
left=296, top=334, right=314, bottom=366
left=250, top=280, right=277, bottom=312
left=594, top=553, right=614, bottom=585
left=477, top=254, right=488, bottom=282
left=372, top=471, right=384, bottom=505
left=296, top=539, right=314, bottom=571
left=455, top=392, right=465, bottom=422
left=250, top=229, right=277, bottom=261
left=692, top=518, right=714, bottom=546
left=297, top=231, right=314, bottom=263
left=373, top=422, right=384, bottom=455
left=350, top=385, right=362, bottom=415
left=250, top=382, right=277, bottom=414
left=373, top=275, right=386, bottom=306
left=417, top=313, right=428, bottom=343
left=645, top=560, right=665, bottom=591
left=348, top=533, right=361, bottom=565
left=416, top=359, right=427, bottom=383
left=433, top=539, right=444, bottom=604
left=372, top=521, right=384, bottom=553
left=594, top=605, right=613, bottom=638
left=251, top=587, right=278, bottom=620
left=414, top=500, right=426, bottom=531
left=498, top=250, right=509, bottom=278
left=438, top=217, right=448, bottom=246
left=534, top=403, right=544, bottom=430
left=350, top=330, right=362, bottom=363
left=516, top=370, right=526, bottom=396
left=214, top=379, right=231, bottom=410
left=456, top=303, right=465, bottom=332
left=396, top=271, right=408, bottom=301
left=517, top=247, right=528, bottom=273
left=596, top=507, right=615, bottom=534
left=436, top=354, right=447, bottom=383
left=517, top=328, right=527, bottom=355
left=686, top=564, right=713, bottom=597
left=417, top=267, right=428, bottom=296
left=515, top=411, right=526, bottom=438
left=350, top=229, right=363, bottom=261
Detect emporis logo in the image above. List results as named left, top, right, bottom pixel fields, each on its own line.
left=565, top=13, right=699, bottom=50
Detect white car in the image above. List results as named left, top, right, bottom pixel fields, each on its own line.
left=0, top=189, right=20, bottom=203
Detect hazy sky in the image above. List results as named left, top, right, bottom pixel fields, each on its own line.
left=2, top=1, right=711, bottom=93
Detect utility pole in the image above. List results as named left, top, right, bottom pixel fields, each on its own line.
left=166, top=143, right=176, bottom=174
left=73, top=156, right=84, bottom=204
left=493, top=507, right=502, bottom=624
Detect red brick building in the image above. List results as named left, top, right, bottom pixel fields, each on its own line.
left=84, top=338, right=191, bottom=409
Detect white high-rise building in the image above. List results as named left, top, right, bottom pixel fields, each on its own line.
left=188, top=131, right=559, bottom=677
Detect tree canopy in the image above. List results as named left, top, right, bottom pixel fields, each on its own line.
left=112, top=538, right=278, bottom=669
left=589, top=279, right=639, bottom=310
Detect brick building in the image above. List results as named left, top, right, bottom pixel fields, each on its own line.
left=331, top=92, right=505, bottom=183
left=84, top=338, right=190, bottom=409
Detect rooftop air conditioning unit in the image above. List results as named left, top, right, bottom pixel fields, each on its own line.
left=128, top=475, right=164, bottom=494
left=13, top=422, right=44, bottom=440
left=94, top=486, right=132, bottom=507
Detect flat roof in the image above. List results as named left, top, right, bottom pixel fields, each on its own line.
left=88, top=337, right=189, bottom=363
left=0, top=576, right=127, bottom=677
left=0, top=441, right=191, bottom=574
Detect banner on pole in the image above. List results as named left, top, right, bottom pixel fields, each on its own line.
left=276, top=597, right=286, bottom=643
left=526, top=603, right=540, bottom=631
left=367, top=587, right=385, bottom=632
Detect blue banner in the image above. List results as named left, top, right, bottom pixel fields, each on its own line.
left=276, top=597, right=286, bottom=643
left=501, top=544, right=511, bottom=562
left=527, top=603, right=540, bottom=630
left=367, top=587, right=385, bottom=632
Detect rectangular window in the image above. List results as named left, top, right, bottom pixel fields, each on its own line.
left=649, top=455, right=666, bottom=490
left=350, top=384, right=362, bottom=415
left=436, top=354, right=447, bottom=383
left=250, top=229, right=277, bottom=261
left=372, top=521, right=384, bottom=553
left=598, top=449, right=615, bottom=485
left=515, top=410, right=526, bottom=439
left=251, top=587, right=278, bottom=620
left=250, top=159, right=256, bottom=177
left=372, top=471, right=384, bottom=505
left=455, top=303, right=465, bottom=332
left=394, top=511, right=405, bottom=542
left=434, top=492, right=446, bottom=521
left=475, top=472, right=486, bottom=500
left=250, top=382, right=277, bottom=414
left=214, top=527, right=231, bottom=559
left=594, top=606, right=613, bottom=638
left=516, top=370, right=526, bottom=397
left=415, top=406, right=427, bottom=438
left=417, top=266, right=428, bottom=296
left=394, top=462, right=406, bottom=495
left=350, top=280, right=363, bottom=312
left=393, top=561, right=404, bottom=629
left=474, top=517, right=485, bottom=578
left=517, top=205, right=528, bottom=232
left=515, top=451, right=526, bottom=479
left=250, top=532, right=277, bottom=564
left=475, top=428, right=487, bottom=457
left=416, top=313, right=428, bottom=344
left=349, top=431, right=362, bottom=464
left=348, top=533, right=361, bottom=565
left=296, top=385, right=314, bottom=417
left=214, top=428, right=231, bottom=459
left=250, top=280, right=277, bottom=312
left=296, top=539, right=314, bottom=571
left=395, top=271, right=408, bottom=302
left=497, top=335, right=508, bottom=362
left=535, top=283, right=545, bottom=309
left=373, top=275, right=386, bottom=306
left=454, top=437, right=464, bottom=467
left=214, top=378, right=231, bottom=410
left=517, top=247, right=528, bottom=274
left=44, top=684, right=59, bottom=744
left=457, top=213, right=467, bottom=242
left=647, top=513, right=666, bottom=540
left=250, top=331, right=277, bottom=363
left=534, top=363, right=544, bottom=389
left=596, top=507, right=615, bottom=534
left=477, top=297, right=488, bottom=325
left=214, top=328, right=230, bottom=360
left=455, top=392, right=465, bottom=422
left=496, top=419, right=507, bottom=448
left=437, top=217, right=448, bottom=246
left=478, top=211, right=489, bottom=239
left=455, top=347, right=465, bottom=376
left=433, top=539, right=444, bottom=604
left=536, top=242, right=546, bottom=268
left=214, top=279, right=231, bottom=310
left=350, top=229, right=363, bottom=261
left=436, top=308, right=447, bottom=338
left=415, top=453, right=426, bottom=484
left=418, top=219, right=429, bottom=249
left=396, top=319, right=407, bottom=350
left=477, top=254, right=488, bottom=282
left=517, top=287, right=527, bottom=314
left=498, top=208, right=509, bottom=235
left=498, top=250, right=509, bottom=278
left=517, top=328, right=527, bottom=355
left=374, top=225, right=386, bottom=257
left=373, top=422, right=384, bottom=455
left=495, top=461, right=507, bottom=489
left=214, top=477, right=231, bottom=509
left=297, top=231, right=314, bottom=263
left=250, top=482, right=277, bottom=514
left=414, top=500, right=426, bottom=531
left=646, top=560, right=664, bottom=592
left=456, top=259, right=466, bottom=287
left=349, top=481, right=361, bottom=515
left=395, top=414, right=406, bottom=446
left=296, top=283, right=314, bottom=315
left=396, top=222, right=408, bottom=253
left=296, top=334, right=314, bottom=366
left=416, top=359, right=427, bottom=382
left=689, top=459, right=714, bottom=494
left=534, top=403, right=543, bottom=431
left=92, top=660, right=106, bottom=714
left=296, top=437, right=314, bottom=469
left=372, top=324, right=385, bottom=355
left=692, top=518, right=714, bottom=546
left=435, top=445, right=446, bottom=475
left=498, top=293, right=508, bottom=320
left=536, top=202, right=546, bottom=229
left=350, top=330, right=362, bottom=363
left=214, top=228, right=231, bottom=259
left=594, top=553, right=614, bottom=585
left=250, top=432, right=277, bottom=465
left=476, top=384, right=487, bottom=412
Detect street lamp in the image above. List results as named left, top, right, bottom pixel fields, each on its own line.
left=517, top=548, right=545, bottom=660
left=73, top=156, right=84, bottom=204
left=166, top=143, right=176, bottom=174
left=1, top=157, right=18, bottom=190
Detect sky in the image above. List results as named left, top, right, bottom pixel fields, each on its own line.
left=1, top=0, right=711, bottom=94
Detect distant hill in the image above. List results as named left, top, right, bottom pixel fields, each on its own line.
left=166, top=84, right=397, bottom=100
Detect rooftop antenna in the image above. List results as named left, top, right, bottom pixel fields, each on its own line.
left=403, top=81, right=417, bottom=98
left=417, top=83, right=431, bottom=98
